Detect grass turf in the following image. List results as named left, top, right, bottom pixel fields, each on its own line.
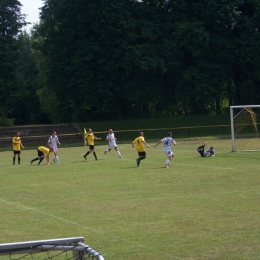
left=0, top=138, right=259, bottom=259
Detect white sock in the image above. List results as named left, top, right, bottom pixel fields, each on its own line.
left=165, top=159, right=170, bottom=165
left=116, top=151, right=121, bottom=157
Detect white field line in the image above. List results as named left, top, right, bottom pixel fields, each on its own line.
left=0, top=198, right=183, bottom=260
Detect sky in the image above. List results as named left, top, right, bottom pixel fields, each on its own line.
left=20, top=0, right=43, bottom=31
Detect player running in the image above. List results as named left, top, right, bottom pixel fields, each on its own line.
left=104, top=129, right=123, bottom=158
left=154, top=132, right=176, bottom=168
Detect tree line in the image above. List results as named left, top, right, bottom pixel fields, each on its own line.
left=1, top=0, right=260, bottom=125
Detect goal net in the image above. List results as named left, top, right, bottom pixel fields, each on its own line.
left=230, top=105, right=260, bottom=151
left=0, top=237, right=105, bottom=260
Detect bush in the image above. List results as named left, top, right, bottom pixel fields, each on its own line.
left=0, top=117, right=14, bottom=126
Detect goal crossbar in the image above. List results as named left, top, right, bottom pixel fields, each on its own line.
left=0, top=237, right=105, bottom=260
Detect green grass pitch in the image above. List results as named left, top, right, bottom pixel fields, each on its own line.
left=0, top=139, right=260, bottom=259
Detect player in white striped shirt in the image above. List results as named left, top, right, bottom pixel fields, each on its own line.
left=154, top=132, right=176, bottom=168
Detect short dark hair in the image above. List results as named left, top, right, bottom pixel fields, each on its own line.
left=168, top=132, right=172, bottom=137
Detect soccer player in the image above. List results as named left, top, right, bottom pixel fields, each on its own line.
left=104, top=129, right=123, bottom=158
left=30, top=146, right=54, bottom=166
left=154, top=132, right=176, bottom=168
left=132, top=132, right=150, bottom=167
left=48, top=131, right=61, bottom=163
left=83, top=128, right=101, bottom=160
left=12, top=132, right=24, bottom=165
left=197, top=142, right=215, bottom=157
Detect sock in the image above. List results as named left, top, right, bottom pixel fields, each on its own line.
left=13, top=157, right=15, bottom=165
left=116, top=151, right=121, bottom=157
left=165, top=159, right=170, bottom=165
left=56, top=156, right=59, bottom=163
left=38, top=158, right=44, bottom=165
left=32, top=157, right=39, bottom=162
left=18, top=157, right=20, bottom=164
left=93, top=152, right=97, bottom=160
left=139, top=156, right=145, bottom=161
left=84, top=151, right=90, bottom=157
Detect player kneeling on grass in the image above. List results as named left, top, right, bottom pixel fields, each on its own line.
left=197, top=142, right=215, bottom=157
left=30, top=146, right=54, bottom=166
left=104, top=129, right=123, bottom=158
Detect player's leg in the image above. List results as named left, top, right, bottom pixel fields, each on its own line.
left=114, top=145, right=122, bottom=158
left=31, top=149, right=43, bottom=165
left=83, top=146, right=93, bottom=159
left=164, top=150, right=172, bottom=168
left=13, top=151, right=16, bottom=165
left=38, top=155, right=45, bottom=165
left=104, top=144, right=111, bottom=154
left=18, top=153, right=21, bottom=164
left=137, top=152, right=146, bottom=166
left=92, top=147, right=98, bottom=160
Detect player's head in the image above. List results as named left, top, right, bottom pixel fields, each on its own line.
left=210, top=146, right=214, bottom=151
left=52, top=131, right=56, bottom=136
left=167, top=132, right=172, bottom=137
left=15, top=132, right=20, bottom=137
left=139, top=132, right=144, bottom=136
left=88, top=128, right=92, bottom=133
left=49, top=147, right=54, bottom=152
left=109, top=129, right=113, bottom=134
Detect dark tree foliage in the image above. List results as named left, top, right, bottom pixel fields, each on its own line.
left=9, top=31, right=51, bottom=125
left=30, top=0, right=260, bottom=123
left=0, top=0, right=27, bottom=122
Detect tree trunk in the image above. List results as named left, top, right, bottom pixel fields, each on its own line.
left=0, top=98, right=7, bottom=120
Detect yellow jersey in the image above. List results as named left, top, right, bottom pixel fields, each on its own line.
left=12, top=136, right=22, bottom=151
left=132, top=136, right=146, bottom=152
left=38, top=146, right=51, bottom=155
left=85, top=133, right=95, bottom=145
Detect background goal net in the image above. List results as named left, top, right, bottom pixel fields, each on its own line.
left=230, top=105, right=260, bottom=151
left=0, top=237, right=104, bottom=260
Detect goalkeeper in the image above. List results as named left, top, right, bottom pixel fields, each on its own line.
left=197, top=142, right=215, bottom=157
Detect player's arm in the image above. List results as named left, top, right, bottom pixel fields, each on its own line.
left=21, top=142, right=24, bottom=149
left=94, top=137, right=101, bottom=140
left=153, top=140, right=162, bottom=147
left=143, top=140, right=150, bottom=148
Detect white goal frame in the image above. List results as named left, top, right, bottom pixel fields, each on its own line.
left=0, top=237, right=105, bottom=260
left=230, top=105, right=260, bottom=152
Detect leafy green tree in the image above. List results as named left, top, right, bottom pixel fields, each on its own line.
left=0, top=0, right=27, bottom=123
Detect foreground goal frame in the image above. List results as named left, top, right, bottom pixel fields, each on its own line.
left=0, top=237, right=104, bottom=260
left=230, top=105, right=260, bottom=152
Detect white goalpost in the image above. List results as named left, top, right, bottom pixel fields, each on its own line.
left=0, top=237, right=105, bottom=260
left=230, top=105, right=260, bottom=152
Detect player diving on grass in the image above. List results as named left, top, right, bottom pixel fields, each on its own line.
left=197, top=142, right=215, bottom=157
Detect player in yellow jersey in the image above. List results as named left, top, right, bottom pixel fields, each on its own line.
left=12, top=132, right=24, bottom=165
left=30, top=146, right=54, bottom=166
left=132, top=132, right=150, bottom=167
left=83, top=128, right=101, bottom=160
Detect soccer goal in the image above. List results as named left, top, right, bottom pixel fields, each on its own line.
left=0, top=237, right=105, bottom=260
left=230, top=105, right=260, bottom=151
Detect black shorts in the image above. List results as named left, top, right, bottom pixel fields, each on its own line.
left=138, top=151, right=146, bottom=157
left=37, top=149, right=44, bottom=157
left=89, top=145, right=95, bottom=150
left=13, top=150, right=21, bottom=155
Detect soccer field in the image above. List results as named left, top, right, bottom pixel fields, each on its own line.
left=0, top=139, right=259, bottom=260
